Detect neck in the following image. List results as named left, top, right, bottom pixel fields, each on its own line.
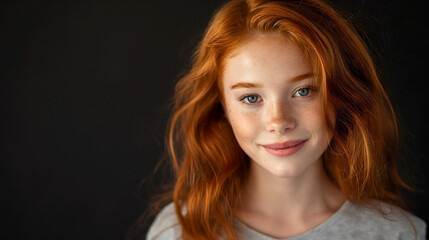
left=238, top=158, right=345, bottom=221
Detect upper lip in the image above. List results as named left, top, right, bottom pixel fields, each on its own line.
left=261, top=139, right=307, bottom=149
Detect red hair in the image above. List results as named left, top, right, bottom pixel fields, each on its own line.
left=167, top=0, right=409, bottom=239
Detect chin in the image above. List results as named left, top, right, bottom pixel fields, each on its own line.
left=269, top=165, right=308, bottom=178
left=263, top=154, right=322, bottom=179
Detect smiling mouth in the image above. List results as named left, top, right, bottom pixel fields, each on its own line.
left=261, top=139, right=307, bottom=157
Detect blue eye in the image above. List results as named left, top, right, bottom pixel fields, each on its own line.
left=241, top=95, right=260, bottom=104
left=295, top=87, right=311, bottom=97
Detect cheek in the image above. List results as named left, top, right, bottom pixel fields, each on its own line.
left=299, top=103, right=331, bottom=135
left=303, top=104, right=333, bottom=148
left=301, top=101, right=323, bottom=124
left=225, top=104, right=259, bottom=142
left=307, top=105, right=324, bottom=126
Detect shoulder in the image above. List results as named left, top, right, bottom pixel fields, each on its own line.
left=339, top=201, right=426, bottom=240
left=146, top=202, right=182, bottom=240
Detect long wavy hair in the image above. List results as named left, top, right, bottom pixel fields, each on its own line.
left=167, top=0, right=409, bottom=239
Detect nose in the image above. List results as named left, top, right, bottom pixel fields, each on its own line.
left=265, top=101, right=296, bottom=134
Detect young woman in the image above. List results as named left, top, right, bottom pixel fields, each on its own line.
left=146, top=0, right=426, bottom=239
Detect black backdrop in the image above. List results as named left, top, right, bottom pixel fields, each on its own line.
left=1, top=0, right=428, bottom=239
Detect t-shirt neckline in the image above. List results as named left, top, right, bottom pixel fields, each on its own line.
left=233, top=200, right=351, bottom=240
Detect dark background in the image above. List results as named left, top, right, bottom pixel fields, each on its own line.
left=1, top=0, right=428, bottom=239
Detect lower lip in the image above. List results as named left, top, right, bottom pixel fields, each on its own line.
left=262, top=140, right=307, bottom=157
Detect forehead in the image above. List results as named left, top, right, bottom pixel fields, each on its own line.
left=222, top=32, right=311, bottom=86
left=226, top=32, right=291, bottom=59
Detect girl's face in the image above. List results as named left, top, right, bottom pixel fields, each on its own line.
left=222, top=32, right=333, bottom=178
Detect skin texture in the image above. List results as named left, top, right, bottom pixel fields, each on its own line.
left=222, top=32, right=332, bottom=179
left=221, top=32, right=345, bottom=238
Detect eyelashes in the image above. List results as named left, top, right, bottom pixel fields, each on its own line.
left=294, top=87, right=311, bottom=97
left=238, top=86, right=315, bottom=105
left=239, top=95, right=261, bottom=104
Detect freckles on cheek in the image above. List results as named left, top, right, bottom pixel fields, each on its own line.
left=302, top=103, right=323, bottom=120
left=228, top=109, right=259, bottom=137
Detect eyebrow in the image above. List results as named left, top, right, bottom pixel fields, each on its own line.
left=230, top=72, right=313, bottom=89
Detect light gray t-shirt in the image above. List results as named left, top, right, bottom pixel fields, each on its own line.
left=147, top=201, right=426, bottom=240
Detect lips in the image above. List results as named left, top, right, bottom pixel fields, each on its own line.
left=261, top=139, right=307, bottom=157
